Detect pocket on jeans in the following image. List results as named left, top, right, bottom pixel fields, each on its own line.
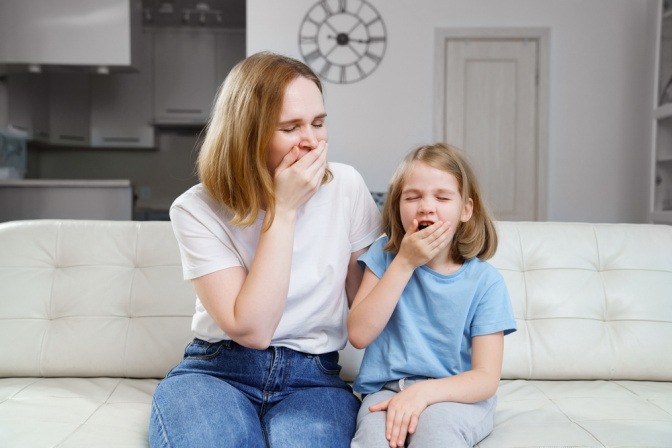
left=184, top=338, right=228, bottom=360
left=312, top=351, right=342, bottom=375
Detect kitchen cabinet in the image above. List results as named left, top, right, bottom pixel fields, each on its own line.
left=91, top=30, right=155, bottom=148
left=6, top=31, right=154, bottom=148
left=48, top=73, right=91, bottom=146
left=215, top=29, right=246, bottom=86
left=6, top=74, right=49, bottom=142
left=0, top=0, right=141, bottom=69
left=652, top=1, right=672, bottom=223
left=153, top=28, right=217, bottom=126
left=6, top=26, right=245, bottom=145
left=8, top=72, right=91, bottom=146
left=152, top=27, right=245, bottom=126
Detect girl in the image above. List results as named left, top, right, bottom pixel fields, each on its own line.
left=348, top=143, right=516, bottom=448
left=150, top=52, right=381, bottom=448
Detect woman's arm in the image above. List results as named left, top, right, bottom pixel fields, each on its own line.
left=345, top=247, right=368, bottom=307
left=190, top=209, right=299, bottom=350
left=192, top=144, right=328, bottom=350
left=369, top=332, right=504, bottom=448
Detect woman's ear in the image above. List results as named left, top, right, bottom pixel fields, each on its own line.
left=461, top=198, right=474, bottom=222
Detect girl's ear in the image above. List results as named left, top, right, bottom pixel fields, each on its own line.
left=461, top=198, right=474, bottom=222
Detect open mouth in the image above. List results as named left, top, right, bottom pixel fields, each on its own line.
left=417, top=222, right=432, bottom=231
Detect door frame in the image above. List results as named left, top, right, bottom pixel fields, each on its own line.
left=433, top=27, right=550, bottom=221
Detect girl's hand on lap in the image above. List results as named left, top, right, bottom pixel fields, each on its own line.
left=368, top=384, right=430, bottom=448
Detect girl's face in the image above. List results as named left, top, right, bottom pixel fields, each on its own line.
left=266, top=76, right=328, bottom=175
left=399, top=161, right=473, bottom=237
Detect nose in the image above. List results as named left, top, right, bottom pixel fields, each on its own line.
left=418, top=196, right=434, bottom=214
left=299, top=126, right=319, bottom=149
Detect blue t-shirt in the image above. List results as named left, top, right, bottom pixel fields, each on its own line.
left=353, top=236, right=517, bottom=394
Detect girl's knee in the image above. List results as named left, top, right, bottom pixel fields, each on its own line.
left=409, top=400, right=496, bottom=447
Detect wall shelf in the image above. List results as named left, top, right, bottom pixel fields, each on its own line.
left=651, top=0, right=672, bottom=224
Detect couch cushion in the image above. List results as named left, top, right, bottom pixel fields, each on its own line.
left=477, top=379, right=672, bottom=447
left=3, top=377, right=669, bottom=448
left=0, top=220, right=194, bottom=378
left=0, top=377, right=158, bottom=447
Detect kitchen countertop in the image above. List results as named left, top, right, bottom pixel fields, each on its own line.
left=0, top=179, right=133, bottom=221
left=0, top=179, right=131, bottom=187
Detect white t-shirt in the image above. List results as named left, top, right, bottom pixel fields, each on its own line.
left=169, top=162, right=382, bottom=354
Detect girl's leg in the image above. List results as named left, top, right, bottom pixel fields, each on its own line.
left=350, top=389, right=397, bottom=448
left=407, top=396, right=497, bottom=448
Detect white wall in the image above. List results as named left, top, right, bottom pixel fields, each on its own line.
left=247, top=0, right=657, bottom=223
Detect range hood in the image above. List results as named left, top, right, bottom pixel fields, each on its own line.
left=0, top=0, right=142, bottom=74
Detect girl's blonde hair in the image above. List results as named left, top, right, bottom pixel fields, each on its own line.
left=197, top=51, right=332, bottom=229
left=382, top=142, right=498, bottom=263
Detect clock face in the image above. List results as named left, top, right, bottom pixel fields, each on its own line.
left=298, top=0, right=387, bottom=84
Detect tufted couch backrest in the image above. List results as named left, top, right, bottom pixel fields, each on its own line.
left=493, top=221, right=672, bottom=381
left=1, top=220, right=671, bottom=382
left=0, top=220, right=195, bottom=379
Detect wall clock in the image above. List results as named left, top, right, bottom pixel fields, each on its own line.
left=298, top=0, right=387, bottom=84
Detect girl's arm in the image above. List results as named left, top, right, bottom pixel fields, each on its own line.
left=347, top=262, right=414, bottom=349
left=191, top=144, right=328, bottom=350
left=347, top=220, right=450, bottom=349
left=370, top=332, right=504, bottom=448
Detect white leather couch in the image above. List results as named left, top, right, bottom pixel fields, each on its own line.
left=1, top=219, right=671, bottom=447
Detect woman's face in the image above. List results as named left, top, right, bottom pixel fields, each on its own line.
left=266, top=76, right=328, bottom=175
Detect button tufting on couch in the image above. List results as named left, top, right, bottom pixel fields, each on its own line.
left=0, top=219, right=671, bottom=447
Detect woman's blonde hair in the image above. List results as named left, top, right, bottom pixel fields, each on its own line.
left=382, top=142, right=498, bottom=262
left=197, top=51, right=332, bottom=229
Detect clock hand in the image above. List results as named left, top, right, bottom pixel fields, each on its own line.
left=324, top=21, right=339, bottom=35
left=326, top=34, right=371, bottom=44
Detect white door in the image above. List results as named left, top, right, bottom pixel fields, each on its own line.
left=435, top=32, right=547, bottom=221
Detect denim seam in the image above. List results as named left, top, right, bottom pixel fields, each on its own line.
left=151, top=398, right=173, bottom=448
left=259, top=347, right=278, bottom=418
left=313, top=354, right=341, bottom=375
left=184, top=339, right=226, bottom=360
left=281, top=352, right=291, bottom=390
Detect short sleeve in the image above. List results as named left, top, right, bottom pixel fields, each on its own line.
left=169, top=198, right=243, bottom=280
left=471, top=271, right=517, bottom=337
left=357, top=237, right=390, bottom=279
left=346, top=167, right=382, bottom=252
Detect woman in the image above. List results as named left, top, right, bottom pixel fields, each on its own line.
left=149, top=52, right=381, bottom=448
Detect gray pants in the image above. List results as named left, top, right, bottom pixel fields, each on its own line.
left=351, top=379, right=497, bottom=448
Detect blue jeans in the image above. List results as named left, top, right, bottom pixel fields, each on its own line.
left=149, top=339, right=360, bottom=448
